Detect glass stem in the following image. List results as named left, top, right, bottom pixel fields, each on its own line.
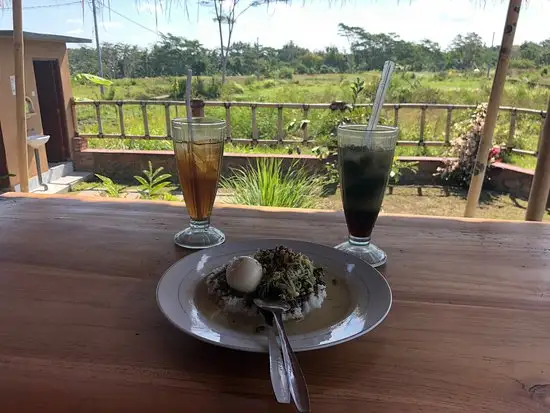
left=349, top=234, right=371, bottom=246
left=189, top=218, right=210, bottom=230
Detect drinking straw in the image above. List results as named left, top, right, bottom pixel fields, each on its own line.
left=364, top=60, right=396, bottom=144
left=186, top=69, right=194, bottom=142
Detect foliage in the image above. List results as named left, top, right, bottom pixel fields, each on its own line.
left=172, top=76, right=222, bottom=99
left=278, top=67, right=294, bottom=79
left=350, top=77, right=365, bottom=105
left=68, top=28, right=550, bottom=80
left=437, top=104, right=503, bottom=188
left=134, top=161, right=174, bottom=199
left=95, top=174, right=125, bottom=197
left=73, top=73, right=113, bottom=86
left=389, top=157, right=419, bottom=185
left=221, top=158, right=322, bottom=208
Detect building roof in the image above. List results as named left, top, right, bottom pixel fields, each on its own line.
left=0, top=31, right=91, bottom=44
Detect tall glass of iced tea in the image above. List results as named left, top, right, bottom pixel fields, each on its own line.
left=172, top=118, right=226, bottom=249
left=335, top=124, right=399, bottom=267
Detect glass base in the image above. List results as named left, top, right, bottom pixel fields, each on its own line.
left=174, top=220, right=225, bottom=249
left=335, top=238, right=387, bottom=268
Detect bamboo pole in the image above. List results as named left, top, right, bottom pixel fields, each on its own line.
left=13, top=0, right=29, bottom=193
left=525, top=97, right=550, bottom=221
left=464, top=0, right=522, bottom=217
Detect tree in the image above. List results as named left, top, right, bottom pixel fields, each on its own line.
left=448, top=32, right=485, bottom=70
left=200, top=0, right=288, bottom=83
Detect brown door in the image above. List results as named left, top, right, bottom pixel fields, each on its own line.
left=33, top=60, right=69, bottom=163
left=0, top=123, right=9, bottom=189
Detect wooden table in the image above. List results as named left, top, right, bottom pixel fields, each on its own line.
left=1, top=193, right=549, bottom=413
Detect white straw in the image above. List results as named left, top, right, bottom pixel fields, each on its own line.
left=185, top=69, right=194, bottom=142
left=365, top=60, right=396, bottom=144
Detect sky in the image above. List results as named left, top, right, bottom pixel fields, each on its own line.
left=0, top=0, right=549, bottom=50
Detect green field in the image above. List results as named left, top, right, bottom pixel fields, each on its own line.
left=73, top=71, right=549, bottom=169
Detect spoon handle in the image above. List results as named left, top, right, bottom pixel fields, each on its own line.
left=268, top=325, right=291, bottom=403
left=272, top=312, right=310, bottom=413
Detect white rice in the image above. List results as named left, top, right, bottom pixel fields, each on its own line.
left=206, top=271, right=327, bottom=321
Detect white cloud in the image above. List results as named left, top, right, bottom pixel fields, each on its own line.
left=101, top=20, right=124, bottom=30
left=67, top=28, right=84, bottom=35
left=66, top=18, right=83, bottom=25
left=138, top=3, right=163, bottom=14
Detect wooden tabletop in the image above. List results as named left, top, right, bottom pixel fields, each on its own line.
left=1, top=193, right=549, bottom=413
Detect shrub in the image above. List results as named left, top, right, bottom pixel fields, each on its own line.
left=278, top=67, right=294, bottom=80
left=437, top=104, right=503, bottom=188
left=244, top=76, right=256, bottom=86
left=171, top=76, right=222, bottom=100
left=319, top=65, right=335, bottom=74
left=134, top=161, right=174, bottom=200
left=509, top=58, right=536, bottom=70
left=223, top=81, right=244, bottom=95
left=296, top=64, right=310, bottom=75
left=221, top=158, right=322, bottom=208
left=261, top=79, right=277, bottom=89
left=95, top=174, right=124, bottom=197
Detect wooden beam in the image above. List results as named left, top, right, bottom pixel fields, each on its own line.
left=525, top=97, right=550, bottom=221
left=464, top=0, right=522, bottom=217
left=13, top=0, right=29, bottom=193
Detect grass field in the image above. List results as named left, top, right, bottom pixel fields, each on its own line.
left=73, top=70, right=549, bottom=169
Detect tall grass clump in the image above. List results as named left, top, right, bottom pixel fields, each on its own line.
left=221, top=158, right=321, bottom=208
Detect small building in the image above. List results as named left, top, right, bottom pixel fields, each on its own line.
left=0, top=31, right=91, bottom=191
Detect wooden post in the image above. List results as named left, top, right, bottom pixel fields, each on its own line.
left=507, top=109, right=517, bottom=149
left=419, top=106, right=427, bottom=144
left=393, top=105, right=399, bottom=127
left=141, top=102, right=150, bottom=137
left=251, top=105, right=258, bottom=143
left=13, top=0, right=29, bottom=192
left=445, top=107, right=453, bottom=145
left=224, top=103, right=232, bottom=141
left=526, top=98, right=550, bottom=221
left=464, top=0, right=522, bottom=217
left=302, top=104, right=310, bottom=143
left=277, top=105, right=284, bottom=142
left=190, top=99, right=205, bottom=117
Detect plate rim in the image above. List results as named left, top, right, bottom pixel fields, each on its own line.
left=156, top=239, right=392, bottom=352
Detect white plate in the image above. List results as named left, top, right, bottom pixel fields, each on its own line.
left=156, top=239, right=392, bottom=352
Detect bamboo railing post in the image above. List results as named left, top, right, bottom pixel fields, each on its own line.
left=393, top=105, right=400, bottom=127
left=224, top=102, right=232, bottom=142
left=507, top=108, right=517, bottom=149
left=526, top=98, right=550, bottom=221
left=465, top=0, right=522, bottom=217
left=251, top=104, right=258, bottom=143
left=277, top=105, right=284, bottom=143
left=164, top=103, right=172, bottom=140
left=536, top=112, right=546, bottom=154
left=13, top=0, right=29, bottom=192
left=70, top=98, right=79, bottom=137
left=419, top=106, right=427, bottom=144
left=445, top=107, right=453, bottom=145
left=141, top=102, right=150, bottom=138
left=302, top=104, right=310, bottom=143
left=94, top=102, right=103, bottom=136
left=117, top=102, right=126, bottom=139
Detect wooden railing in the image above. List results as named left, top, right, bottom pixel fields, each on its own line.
left=71, top=99, right=548, bottom=156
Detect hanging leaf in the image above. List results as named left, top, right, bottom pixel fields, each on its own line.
left=74, top=73, right=113, bottom=86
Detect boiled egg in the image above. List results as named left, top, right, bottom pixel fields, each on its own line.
left=226, top=256, right=263, bottom=293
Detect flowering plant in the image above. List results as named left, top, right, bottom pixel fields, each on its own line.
left=437, top=104, right=503, bottom=188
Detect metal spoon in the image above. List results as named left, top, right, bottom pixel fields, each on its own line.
left=254, top=298, right=310, bottom=413
left=260, top=310, right=291, bottom=404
